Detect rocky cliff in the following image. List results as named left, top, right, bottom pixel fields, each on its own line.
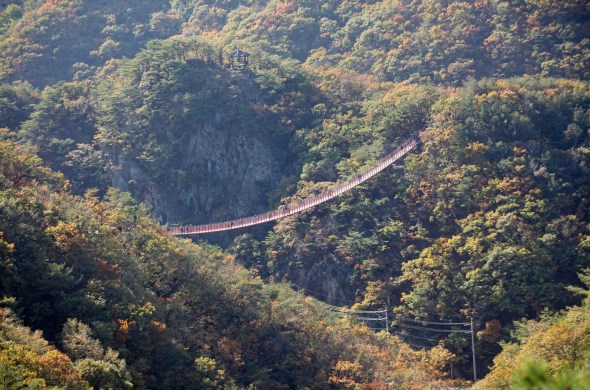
left=112, top=117, right=286, bottom=229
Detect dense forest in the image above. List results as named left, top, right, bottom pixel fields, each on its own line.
left=1, top=0, right=590, bottom=388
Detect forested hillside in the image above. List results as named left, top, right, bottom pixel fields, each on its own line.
left=0, top=137, right=458, bottom=388
left=1, top=0, right=590, bottom=387
left=475, top=272, right=590, bottom=389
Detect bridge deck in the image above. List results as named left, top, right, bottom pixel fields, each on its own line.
left=168, top=138, right=418, bottom=235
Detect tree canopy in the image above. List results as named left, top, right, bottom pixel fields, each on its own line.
left=1, top=0, right=589, bottom=386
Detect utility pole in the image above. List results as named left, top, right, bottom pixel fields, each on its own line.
left=385, top=305, right=389, bottom=333
left=470, top=317, right=477, bottom=382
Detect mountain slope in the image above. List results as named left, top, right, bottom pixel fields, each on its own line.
left=1, top=0, right=589, bottom=384
left=0, top=136, right=459, bottom=388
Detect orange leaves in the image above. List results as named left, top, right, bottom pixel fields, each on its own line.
left=464, top=142, right=492, bottom=167
left=0, top=315, right=88, bottom=389
left=492, top=177, right=526, bottom=197
left=37, top=349, right=86, bottom=388
left=149, top=320, right=168, bottom=344
left=465, top=141, right=490, bottom=154
left=248, top=0, right=296, bottom=34
left=114, top=319, right=136, bottom=346
left=474, top=0, right=491, bottom=9
left=38, top=0, right=62, bottom=13
left=420, top=344, right=455, bottom=378
left=479, top=319, right=502, bottom=343
left=479, top=300, right=590, bottom=387
left=216, top=336, right=244, bottom=369
left=275, top=1, right=296, bottom=17
left=117, top=318, right=134, bottom=334
left=149, top=320, right=166, bottom=331
left=0, top=231, right=16, bottom=254
left=46, top=221, right=85, bottom=252
left=83, top=189, right=110, bottom=224
left=329, top=360, right=365, bottom=388
left=95, top=259, right=120, bottom=280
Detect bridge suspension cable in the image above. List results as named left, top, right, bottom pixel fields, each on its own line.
left=168, top=137, right=419, bottom=235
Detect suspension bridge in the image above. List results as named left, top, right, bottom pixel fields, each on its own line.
left=165, top=133, right=480, bottom=379
left=165, top=134, right=479, bottom=379
left=167, top=136, right=419, bottom=235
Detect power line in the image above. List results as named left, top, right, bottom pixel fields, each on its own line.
left=393, top=332, right=440, bottom=343
left=356, top=316, right=387, bottom=321
left=315, top=301, right=351, bottom=312
left=312, top=295, right=478, bottom=379
left=398, top=323, right=471, bottom=333
left=295, top=285, right=357, bottom=303
left=310, top=292, right=478, bottom=381
left=274, top=290, right=303, bottom=308
left=471, top=317, right=477, bottom=381
left=323, top=306, right=387, bottom=315
left=312, top=297, right=387, bottom=314
left=345, top=308, right=387, bottom=314
left=398, top=317, right=469, bottom=326
left=403, top=339, right=436, bottom=349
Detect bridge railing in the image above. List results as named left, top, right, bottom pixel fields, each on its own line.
left=168, top=138, right=418, bottom=235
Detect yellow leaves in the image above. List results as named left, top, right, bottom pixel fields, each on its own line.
left=466, top=141, right=490, bottom=154
left=444, top=169, right=465, bottom=185
left=59, top=82, right=88, bottom=110
left=114, top=318, right=136, bottom=346
left=520, top=321, right=587, bottom=374
left=0, top=231, right=15, bottom=254
left=135, top=302, right=156, bottom=318
left=0, top=314, right=88, bottom=389
left=479, top=301, right=590, bottom=388
left=328, top=360, right=364, bottom=388
left=216, top=336, right=243, bottom=368
left=479, top=319, right=502, bottom=343
left=418, top=180, right=433, bottom=197
left=491, top=176, right=525, bottom=196
left=45, top=221, right=85, bottom=252
left=475, top=79, right=526, bottom=107
left=460, top=236, right=485, bottom=257
left=194, top=356, right=225, bottom=383
left=420, top=344, right=455, bottom=376
left=474, top=343, right=520, bottom=389
left=465, top=267, right=483, bottom=283
left=37, top=349, right=86, bottom=388
left=274, top=1, right=296, bottom=17
left=94, top=259, right=120, bottom=280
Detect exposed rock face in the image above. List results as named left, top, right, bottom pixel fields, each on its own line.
left=112, top=119, right=285, bottom=228
left=289, top=259, right=357, bottom=305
